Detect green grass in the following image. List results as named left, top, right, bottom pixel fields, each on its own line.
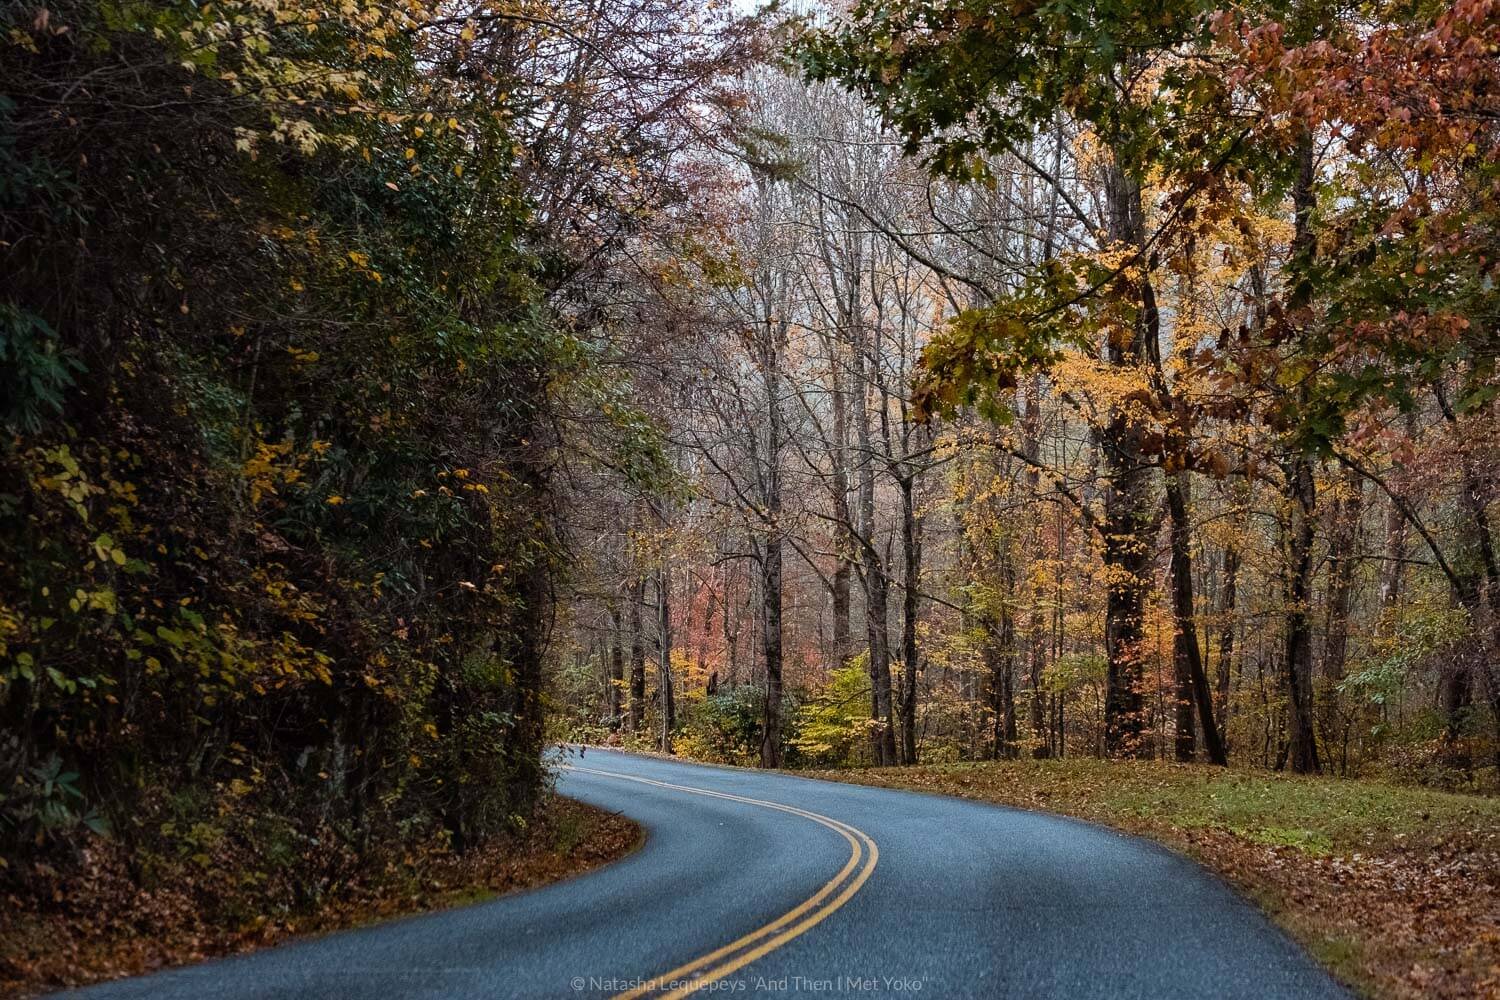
left=846, top=757, right=1500, bottom=855
left=807, top=757, right=1500, bottom=998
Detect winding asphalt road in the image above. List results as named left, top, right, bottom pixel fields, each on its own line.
left=65, top=749, right=1348, bottom=999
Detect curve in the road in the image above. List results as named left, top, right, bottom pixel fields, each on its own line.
left=61, top=748, right=1350, bottom=999
left=567, top=765, right=878, bottom=999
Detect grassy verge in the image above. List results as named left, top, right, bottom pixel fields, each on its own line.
left=803, top=758, right=1499, bottom=999
left=1, top=794, right=640, bottom=998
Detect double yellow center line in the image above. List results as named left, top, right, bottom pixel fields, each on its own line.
left=564, top=766, right=879, bottom=999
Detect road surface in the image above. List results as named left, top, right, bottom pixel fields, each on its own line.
left=65, top=748, right=1347, bottom=999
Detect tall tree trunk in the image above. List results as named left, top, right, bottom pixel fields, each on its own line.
left=986, top=622, right=1018, bottom=760
left=697, top=586, right=713, bottom=685
left=628, top=575, right=646, bottom=733
left=989, top=545, right=1019, bottom=758
left=760, top=533, right=784, bottom=768
left=1171, top=529, right=1197, bottom=761
left=1166, top=471, right=1228, bottom=765
left=1281, top=131, right=1321, bottom=775
left=721, top=564, right=740, bottom=686
left=761, top=345, right=785, bottom=769
left=1099, top=157, right=1157, bottom=759
left=1022, top=380, right=1050, bottom=757
left=829, top=332, right=856, bottom=670
left=855, top=333, right=896, bottom=766
left=1378, top=495, right=1408, bottom=611
left=898, top=476, right=922, bottom=764
left=1282, top=456, right=1322, bottom=774
left=1322, top=470, right=1362, bottom=766
left=1217, top=542, right=1238, bottom=727
left=608, top=605, right=624, bottom=730
left=658, top=568, right=674, bottom=755
left=832, top=560, right=852, bottom=668
left=864, top=555, right=896, bottom=766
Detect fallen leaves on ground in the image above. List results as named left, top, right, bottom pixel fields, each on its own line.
left=0, top=795, right=639, bottom=999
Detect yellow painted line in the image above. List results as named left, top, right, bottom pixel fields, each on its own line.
left=568, top=768, right=867, bottom=989
left=561, top=765, right=879, bottom=999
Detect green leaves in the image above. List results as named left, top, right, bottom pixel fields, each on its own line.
left=0, top=750, right=110, bottom=846
left=800, top=0, right=1217, bottom=179
left=0, top=304, right=82, bottom=434
left=913, top=257, right=1096, bottom=423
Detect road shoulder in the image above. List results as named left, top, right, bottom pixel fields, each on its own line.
left=798, top=758, right=1498, bottom=1000
left=1, top=794, right=641, bottom=998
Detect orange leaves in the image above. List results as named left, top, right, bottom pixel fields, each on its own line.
left=1220, top=0, right=1500, bottom=166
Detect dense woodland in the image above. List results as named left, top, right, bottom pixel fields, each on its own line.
left=1, top=0, right=1497, bottom=938
left=0, top=0, right=754, bottom=919
left=552, top=0, right=1500, bottom=785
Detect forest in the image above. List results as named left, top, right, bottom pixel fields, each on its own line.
left=554, top=0, right=1500, bottom=787
left=1, top=0, right=1497, bottom=994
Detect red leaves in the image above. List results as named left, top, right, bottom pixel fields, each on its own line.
left=1220, top=0, right=1500, bottom=163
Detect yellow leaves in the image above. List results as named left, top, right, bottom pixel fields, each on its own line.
left=453, top=163, right=464, bottom=178
left=8, top=25, right=41, bottom=54
left=311, top=656, right=334, bottom=686
left=404, top=147, right=416, bottom=160
left=326, top=495, right=344, bottom=506
left=67, top=587, right=117, bottom=615
left=286, top=346, right=320, bottom=363
left=27, top=444, right=107, bottom=525
left=92, top=533, right=128, bottom=566
left=242, top=439, right=305, bottom=508
left=345, top=250, right=382, bottom=284
left=1051, top=353, right=1154, bottom=426
left=0, top=602, right=19, bottom=665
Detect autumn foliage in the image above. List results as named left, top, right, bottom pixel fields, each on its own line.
left=0, top=0, right=749, bottom=976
